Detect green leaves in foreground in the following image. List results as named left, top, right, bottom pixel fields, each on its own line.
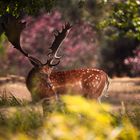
left=0, top=95, right=139, bottom=140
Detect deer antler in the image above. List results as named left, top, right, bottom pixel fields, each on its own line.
left=1, top=14, right=72, bottom=67
left=2, top=14, right=28, bottom=56
left=1, top=14, right=42, bottom=67
left=47, top=22, right=72, bottom=66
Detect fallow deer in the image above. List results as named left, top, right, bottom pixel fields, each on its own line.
left=1, top=14, right=109, bottom=102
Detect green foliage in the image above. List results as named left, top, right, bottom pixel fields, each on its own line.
left=0, top=0, right=56, bottom=17
left=0, top=34, right=6, bottom=56
left=97, top=0, right=140, bottom=76
left=0, top=95, right=139, bottom=140
left=56, top=0, right=107, bottom=23
left=98, top=0, right=140, bottom=40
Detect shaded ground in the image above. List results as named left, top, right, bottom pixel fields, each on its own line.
left=0, top=75, right=139, bottom=107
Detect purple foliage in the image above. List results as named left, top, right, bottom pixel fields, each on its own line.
left=4, top=11, right=97, bottom=75
left=124, top=48, right=140, bottom=76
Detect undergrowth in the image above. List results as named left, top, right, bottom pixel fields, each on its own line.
left=0, top=95, right=139, bottom=140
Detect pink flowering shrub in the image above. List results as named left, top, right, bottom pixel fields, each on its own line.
left=5, top=11, right=97, bottom=75
left=124, top=48, right=140, bottom=76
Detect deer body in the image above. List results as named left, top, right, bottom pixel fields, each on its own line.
left=26, top=66, right=109, bottom=101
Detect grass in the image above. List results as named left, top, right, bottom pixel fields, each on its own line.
left=123, top=103, right=140, bottom=130
left=0, top=93, right=22, bottom=106
left=0, top=86, right=31, bottom=107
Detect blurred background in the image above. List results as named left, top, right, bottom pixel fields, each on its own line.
left=0, top=0, right=139, bottom=77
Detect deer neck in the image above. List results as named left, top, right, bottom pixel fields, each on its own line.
left=26, top=68, right=42, bottom=99
left=26, top=67, right=53, bottom=101
left=26, top=68, right=39, bottom=91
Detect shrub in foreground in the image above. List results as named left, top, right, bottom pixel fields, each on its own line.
left=0, top=95, right=139, bottom=140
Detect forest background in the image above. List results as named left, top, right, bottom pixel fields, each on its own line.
left=0, top=0, right=139, bottom=77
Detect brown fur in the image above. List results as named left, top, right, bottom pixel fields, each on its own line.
left=26, top=66, right=109, bottom=101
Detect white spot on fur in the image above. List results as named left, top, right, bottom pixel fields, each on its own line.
left=93, top=84, right=96, bottom=87
left=79, top=81, right=82, bottom=88
left=83, top=79, right=87, bottom=82
left=95, top=76, right=98, bottom=79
